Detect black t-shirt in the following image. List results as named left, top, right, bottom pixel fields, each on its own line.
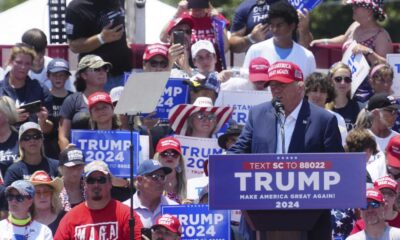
left=66, top=0, right=132, bottom=75
left=15, top=86, right=27, bottom=104
left=48, top=210, right=66, bottom=236
left=0, top=130, right=19, bottom=178
left=4, top=157, right=60, bottom=187
left=49, top=91, right=73, bottom=132
left=59, top=92, right=90, bottom=130
left=333, top=99, right=361, bottom=131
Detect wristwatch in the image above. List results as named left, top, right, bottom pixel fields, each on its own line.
left=246, top=34, right=256, bottom=44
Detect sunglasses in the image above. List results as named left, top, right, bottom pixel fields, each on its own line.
left=20, top=133, right=42, bottom=142
left=382, top=108, right=398, bottom=115
left=361, top=201, right=381, bottom=210
left=160, top=150, right=179, bottom=158
left=35, top=190, right=53, bottom=198
left=179, top=29, right=192, bottom=35
left=145, top=173, right=166, bottom=182
left=152, top=227, right=177, bottom=238
left=86, top=176, right=108, bottom=184
left=194, top=112, right=216, bottom=121
left=334, top=76, right=352, bottom=84
left=149, top=60, right=168, bottom=68
left=88, top=66, right=109, bottom=73
left=6, top=194, right=31, bottom=202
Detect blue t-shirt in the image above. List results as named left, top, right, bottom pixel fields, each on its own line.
left=231, top=0, right=278, bottom=34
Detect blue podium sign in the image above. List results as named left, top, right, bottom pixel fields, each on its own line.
left=71, top=130, right=139, bottom=177
left=162, top=204, right=230, bottom=240
left=209, top=153, right=366, bottom=210
left=155, top=78, right=189, bottom=120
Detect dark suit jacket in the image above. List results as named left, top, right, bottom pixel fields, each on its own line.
left=228, top=99, right=343, bottom=240
left=229, top=99, right=344, bottom=154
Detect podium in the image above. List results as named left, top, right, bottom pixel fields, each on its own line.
left=208, top=153, right=366, bottom=240
left=243, top=209, right=331, bottom=240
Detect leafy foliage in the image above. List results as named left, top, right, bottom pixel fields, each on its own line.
left=0, top=0, right=27, bottom=12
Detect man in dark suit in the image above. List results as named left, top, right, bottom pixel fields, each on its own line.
left=229, top=61, right=344, bottom=240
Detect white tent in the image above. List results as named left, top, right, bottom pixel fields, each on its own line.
left=0, top=0, right=176, bottom=44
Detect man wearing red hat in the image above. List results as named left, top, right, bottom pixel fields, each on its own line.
left=386, top=135, right=400, bottom=181
left=151, top=214, right=182, bottom=240
left=347, top=188, right=400, bottom=239
left=143, top=44, right=170, bottom=72
left=229, top=61, right=343, bottom=239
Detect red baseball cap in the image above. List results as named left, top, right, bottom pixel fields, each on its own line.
left=88, top=92, right=112, bottom=110
left=143, top=44, right=169, bottom=61
left=156, top=137, right=182, bottom=155
left=152, top=214, right=182, bottom=235
left=366, top=188, right=384, bottom=203
left=166, top=13, right=194, bottom=35
left=267, top=61, right=303, bottom=84
left=249, top=57, right=270, bottom=82
left=374, top=176, right=398, bottom=192
left=386, top=135, right=400, bottom=168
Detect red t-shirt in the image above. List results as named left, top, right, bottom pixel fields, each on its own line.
left=54, top=199, right=143, bottom=240
left=350, top=213, right=400, bottom=235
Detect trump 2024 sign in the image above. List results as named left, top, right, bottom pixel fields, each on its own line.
left=209, top=153, right=366, bottom=210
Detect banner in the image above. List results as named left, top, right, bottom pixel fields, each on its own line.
left=209, top=153, right=366, bottom=210
left=289, top=0, right=322, bottom=11
left=155, top=78, right=189, bottom=120
left=215, top=90, right=271, bottom=125
left=162, top=204, right=231, bottom=240
left=342, top=41, right=370, bottom=98
left=175, top=136, right=223, bottom=180
left=387, top=54, right=400, bottom=97
left=71, top=130, right=140, bottom=177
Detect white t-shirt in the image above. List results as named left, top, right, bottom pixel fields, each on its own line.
left=367, top=151, right=388, bottom=182
left=369, top=129, right=399, bottom=152
left=242, top=38, right=316, bottom=78
left=0, top=219, right=53, bottom=240
left=346, top=226, right=400, bottom=240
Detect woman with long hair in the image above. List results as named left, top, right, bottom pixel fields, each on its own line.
left=326, top=62, right=361, bottom=131
left=29, top=170, right=65, bottom=235
left=154, top=136, right=187, bottom=203
left=58, top=55, right=111, bottom=151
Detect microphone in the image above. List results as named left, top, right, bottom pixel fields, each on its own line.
left=272, top=97, right=285, bottom=115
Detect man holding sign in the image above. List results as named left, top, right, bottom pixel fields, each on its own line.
left=229, top=61, right=343, bottom=239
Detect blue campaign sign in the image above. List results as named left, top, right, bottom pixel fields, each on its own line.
left=162, top=204, right=230, bottom=240
left=290, top=0, right=322, bottom=11
left=209, top=153, right=366, bottom=210
left=155, top=78, right=189, bottom=120
left=71, top=130, right=139, bottom=178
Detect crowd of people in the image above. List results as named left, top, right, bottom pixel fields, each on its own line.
left=0, top=0, right=398, bottom=239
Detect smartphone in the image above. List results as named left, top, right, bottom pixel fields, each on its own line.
left=20, top=100, right=42, bottom=114
left=188, top=0, right=209, bottom=9
left=141, top=228, right=152, bottom=240
left=173, top=30, right=185, bottom=45
left=111, top=16, right=124, bottom=28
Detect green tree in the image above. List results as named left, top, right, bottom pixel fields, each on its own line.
left=0, top=0, right=27, bottom=12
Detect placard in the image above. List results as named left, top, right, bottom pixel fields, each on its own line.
left=155, top=78, right=189, bottom=120
left=209, top=153, right=366, bottom=210
left=71, top=130, right=140, bottom=177
left=162, top=204, right=230, bottom=240
left=342, top=41, right=370, bottom=98
left=215, top=90, right=271, bottom=125
left=290, top=0, right=322, bottom=11
left=387, top=54, right=400, bottom=97
left=175, top=136, right=223, bottom=180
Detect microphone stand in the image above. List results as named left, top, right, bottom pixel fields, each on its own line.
left=127, top=113, right=139, bottom=240
left=275, top=111, right=286, bottom=154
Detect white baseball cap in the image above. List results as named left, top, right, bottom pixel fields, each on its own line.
left=191, top=40, right=215, bottom=59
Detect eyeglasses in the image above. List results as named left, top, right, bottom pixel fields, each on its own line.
left=374, top=78, right=393, bottom=85
left=152, top=228, right=177, bottom=238
left=160, top=150, right=179, bottom=158
left=334, top=76, right=352, bottom=84
left=88, top=66, right=109, bottom=73
left=6, top=194, right=30, bottom=203
left=194, top=112, right=216, bottom=121
left=149, top=60, right=168, bottom=68
left=382, top=108, right=398, bottom=116
left=145, top=174, right=166, bottom=182
left=86, top=176, right=108, bottom=184
left=361, top=201, right=381, bottom=210
left=35, top=190, right=53, bottom=198
left=20, top=133, right=42, bottom=142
